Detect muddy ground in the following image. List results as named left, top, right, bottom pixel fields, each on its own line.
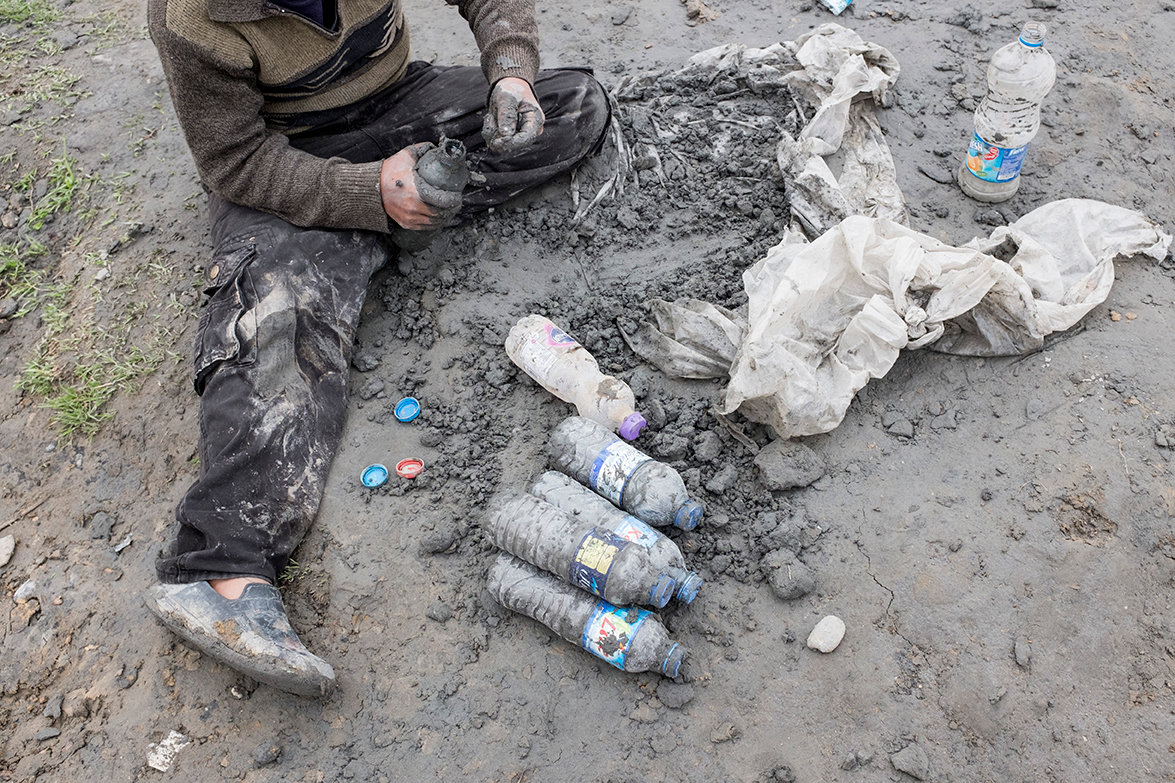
left=2, top=0, right=1174, bottom=780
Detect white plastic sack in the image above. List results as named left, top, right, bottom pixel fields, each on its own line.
left=721, top=199, right=1171, bottom=438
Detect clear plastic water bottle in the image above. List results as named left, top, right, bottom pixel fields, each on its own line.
left=487, top=552, right=686, bottom=677
left=548, top=416, right=704, bottom=531
left=529, top=471, right=703, bottom=603
left=505, top=315, right=647, bottom=441
left=485, top=492, right=678, bottom=608
left=958, top=22, right=1056, bottom=202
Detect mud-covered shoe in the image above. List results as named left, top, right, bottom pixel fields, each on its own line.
left=144, top=581, right=336, bottom=697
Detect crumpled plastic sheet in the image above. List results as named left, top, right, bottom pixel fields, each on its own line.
left=624, top=25, right=1173, bottom=441
left=721, top=200, right=1171, bottom=438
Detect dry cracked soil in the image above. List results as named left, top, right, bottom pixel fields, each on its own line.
left=1, top=0, right=1174, bottom=781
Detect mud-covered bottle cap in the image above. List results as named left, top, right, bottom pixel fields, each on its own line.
left=676, top=572, right=704, bottom=604
left=649, top=574, right=677, bottom=608
left=618, top=412, right=647, bottom=441
left=661, top=642, right=685, bottom=679
left=361, top=464, right=388, bottom=488
left=674, top=500, right=704, bottom=531
left=394, top=396, right=421, bottom=422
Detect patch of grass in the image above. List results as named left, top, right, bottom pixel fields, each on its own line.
left=279, top=559, right=310, bottom=585
left=28, top=152, right=79, bottom=231
left=0, top=0, right=60, bottom=26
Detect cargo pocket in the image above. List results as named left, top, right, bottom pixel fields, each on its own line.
left=193, top=243, right=257, bottom=396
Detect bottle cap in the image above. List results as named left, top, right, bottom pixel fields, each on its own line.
left=618, top=412, right=647, bottom=441
left=396, top=458, right=424, bottom=479
left=661, top=642, right=685, bottom=679
left=361, top=464, right=388, bottom=488
left=394, top=396, right=421, bottom=422
left=674, top=500, right=704, bottom=531
left=676, top=572, right=704, bottom=604
left=649, top=574, right=677, bottom=608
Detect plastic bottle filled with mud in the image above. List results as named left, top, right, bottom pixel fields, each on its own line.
left=548, top=416, right=704, bottom=531
left=958, top=22, right=1056, bottom=203
left=487, top=552, right=686, bottom=678
left=485, top=492, right=678, bottom=608
left=391, top=137, right=470, bottom=253
left=529, top=471, right=703, bottom=604
left=505, top=314, right=647, bottom=441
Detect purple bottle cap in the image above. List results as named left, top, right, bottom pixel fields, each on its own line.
left=618, top=412, right=647, bottom=441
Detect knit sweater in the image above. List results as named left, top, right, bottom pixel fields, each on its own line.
left=147, top=0, right=539, bottom=231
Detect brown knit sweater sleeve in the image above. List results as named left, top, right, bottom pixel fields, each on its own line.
left=148, top=3, right=387, bottom=232
left=449, top=0, right=540, bottom=85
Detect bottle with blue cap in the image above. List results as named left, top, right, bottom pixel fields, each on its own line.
left=487, top=553, right=686, bottom=678
left=505, top=314, right=647, bottom=441
left=485, top=493, right=679, bottom=608
left=548, top=416, right=704, bottom=530
left=529, top=471, right=703, bottom=604
left=958, top=21, right=1056, bottom=202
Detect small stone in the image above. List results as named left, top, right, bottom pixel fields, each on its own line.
left=762, top=549, right=817, bottom=601
left=1, top=212, right=17, bottom=230
left=705, top=463, right=739, bottom=494
left=352, top=350, right=381, bottom=372
left=806, top=615, right=846, bottom=653
left=693, top=431, right=723, bottom=463
left=973, top=208, right=1005, bottom=227
left=358, top=377, right=385, bottom=400
left=0, top=534, right=14, bottom=567
left=88, top=511, right=116, bottom=541
left=419, top=526, right=461, bottom=555
left=628, top=703, right=659, bottom=723
left=252, top=741, right=281, bottom=767
left=771, top=765, right=796, bottom=782
left=884, top=416, right=916, bottom=440
left=656, top=681, right=695, bottom=709
left=425, top=603, right=453, bottom=623
left=754, top=439, right=826, bottom=491
left=0, top=298, right=18, bottom=319
left=890, top=742, right=930, bottom=780
left=34, top=727, right=61, bottom=742
left=1025, top=398, right=1046, bottom=421
left=42, top=694, right=63, bottom=720
left=709, top=721, right=740, bottom=744
left=1014, top=635, right=1032, bottom=669
left=611, top=7, right=633, bottom=24
left=14, top=579, right=36, bottom=603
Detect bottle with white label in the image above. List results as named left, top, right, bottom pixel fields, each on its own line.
left=548, top=416, right=704, bottom=531
left=958, top=22, right=1056, bottom=202
left=529, top=471, right=703, bottom=603
left=505, top=314, right=647, bottom=441
left=485, top=493, right=678, bottom=608
left=487, top=552, right=686, bottom=678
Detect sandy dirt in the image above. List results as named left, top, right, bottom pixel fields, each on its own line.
left=2, top=0, right=1173, bottom=781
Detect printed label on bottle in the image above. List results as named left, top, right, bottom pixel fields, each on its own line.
left=568, top=529, right=627, bottom=596
left=589, top=441, right=652, bottom=505
left=581, top=600, right=650, bottom=669
left=610, top=515, right=659, bottom=550
left=963, top=133, right=1029, bottom=183
left=515, top=322, right=578, bottom=380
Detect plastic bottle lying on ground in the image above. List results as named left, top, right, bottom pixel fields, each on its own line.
left=505, top=314, right=647, bottom=441
left=548, top=415, right=704, bottom=530
left=958, top=22, right=1056, bottom=203
left=485, top=492, right=678, bottom=608
left=529, top=471, right=703, bottom=604
left=487, top=552, right=686, bottom=678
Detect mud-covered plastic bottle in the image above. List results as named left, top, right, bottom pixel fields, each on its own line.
left=958, top=22, right=1056, bottom=202
left=391, top=137, right=470, bottom=253
left=487, top=553, right=686, bottom=677
left=505, top=315, right=647, bottom=441
left=485, top=493, right=678, bottom=608
left=529, top=471, right=703, bottom=603
left=548, top=416, right=704, bottom=530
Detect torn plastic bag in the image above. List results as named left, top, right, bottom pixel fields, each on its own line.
left=619, top=299, right=747, bottom=379
left=721, top=199, right=1171, bottom=439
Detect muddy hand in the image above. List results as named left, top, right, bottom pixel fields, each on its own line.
left=381, top=143, right=452, bottom=230
left=483, top=77, right=545, bottom=155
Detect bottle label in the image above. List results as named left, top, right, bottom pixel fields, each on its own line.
left=568, top=529, right=628, bottom=596
left=963, top=132, right=1029, bottom=183
left=581, top=600, right=651, bottom=670
left=610, top=515, right=660, bottom=550
left=589, top=441, right=652, bottom=505
left=515, top=322, right=578, bottom=379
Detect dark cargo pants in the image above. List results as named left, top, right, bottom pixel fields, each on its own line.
left=158, top=64, right=609, bottom=584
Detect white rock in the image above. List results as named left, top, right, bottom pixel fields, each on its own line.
left=13, top=579, right=36, bottom=603
left=147, top=730, right=190, bottom=772
left=0, top=534, right=13, bottom=568
left=806, top=614, right=846, bottom=653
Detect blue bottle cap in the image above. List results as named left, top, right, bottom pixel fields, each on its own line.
left=361, top=464, right=388, bottom=488
left=661, top=643, right=685, bottom=679
left=674, top=500, right=704, bottom=531
left=676, top=572, right=704, bottom=604
left=394, top=396, right=421, bottom=422
left=649, top=574, right=676, bottom=608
